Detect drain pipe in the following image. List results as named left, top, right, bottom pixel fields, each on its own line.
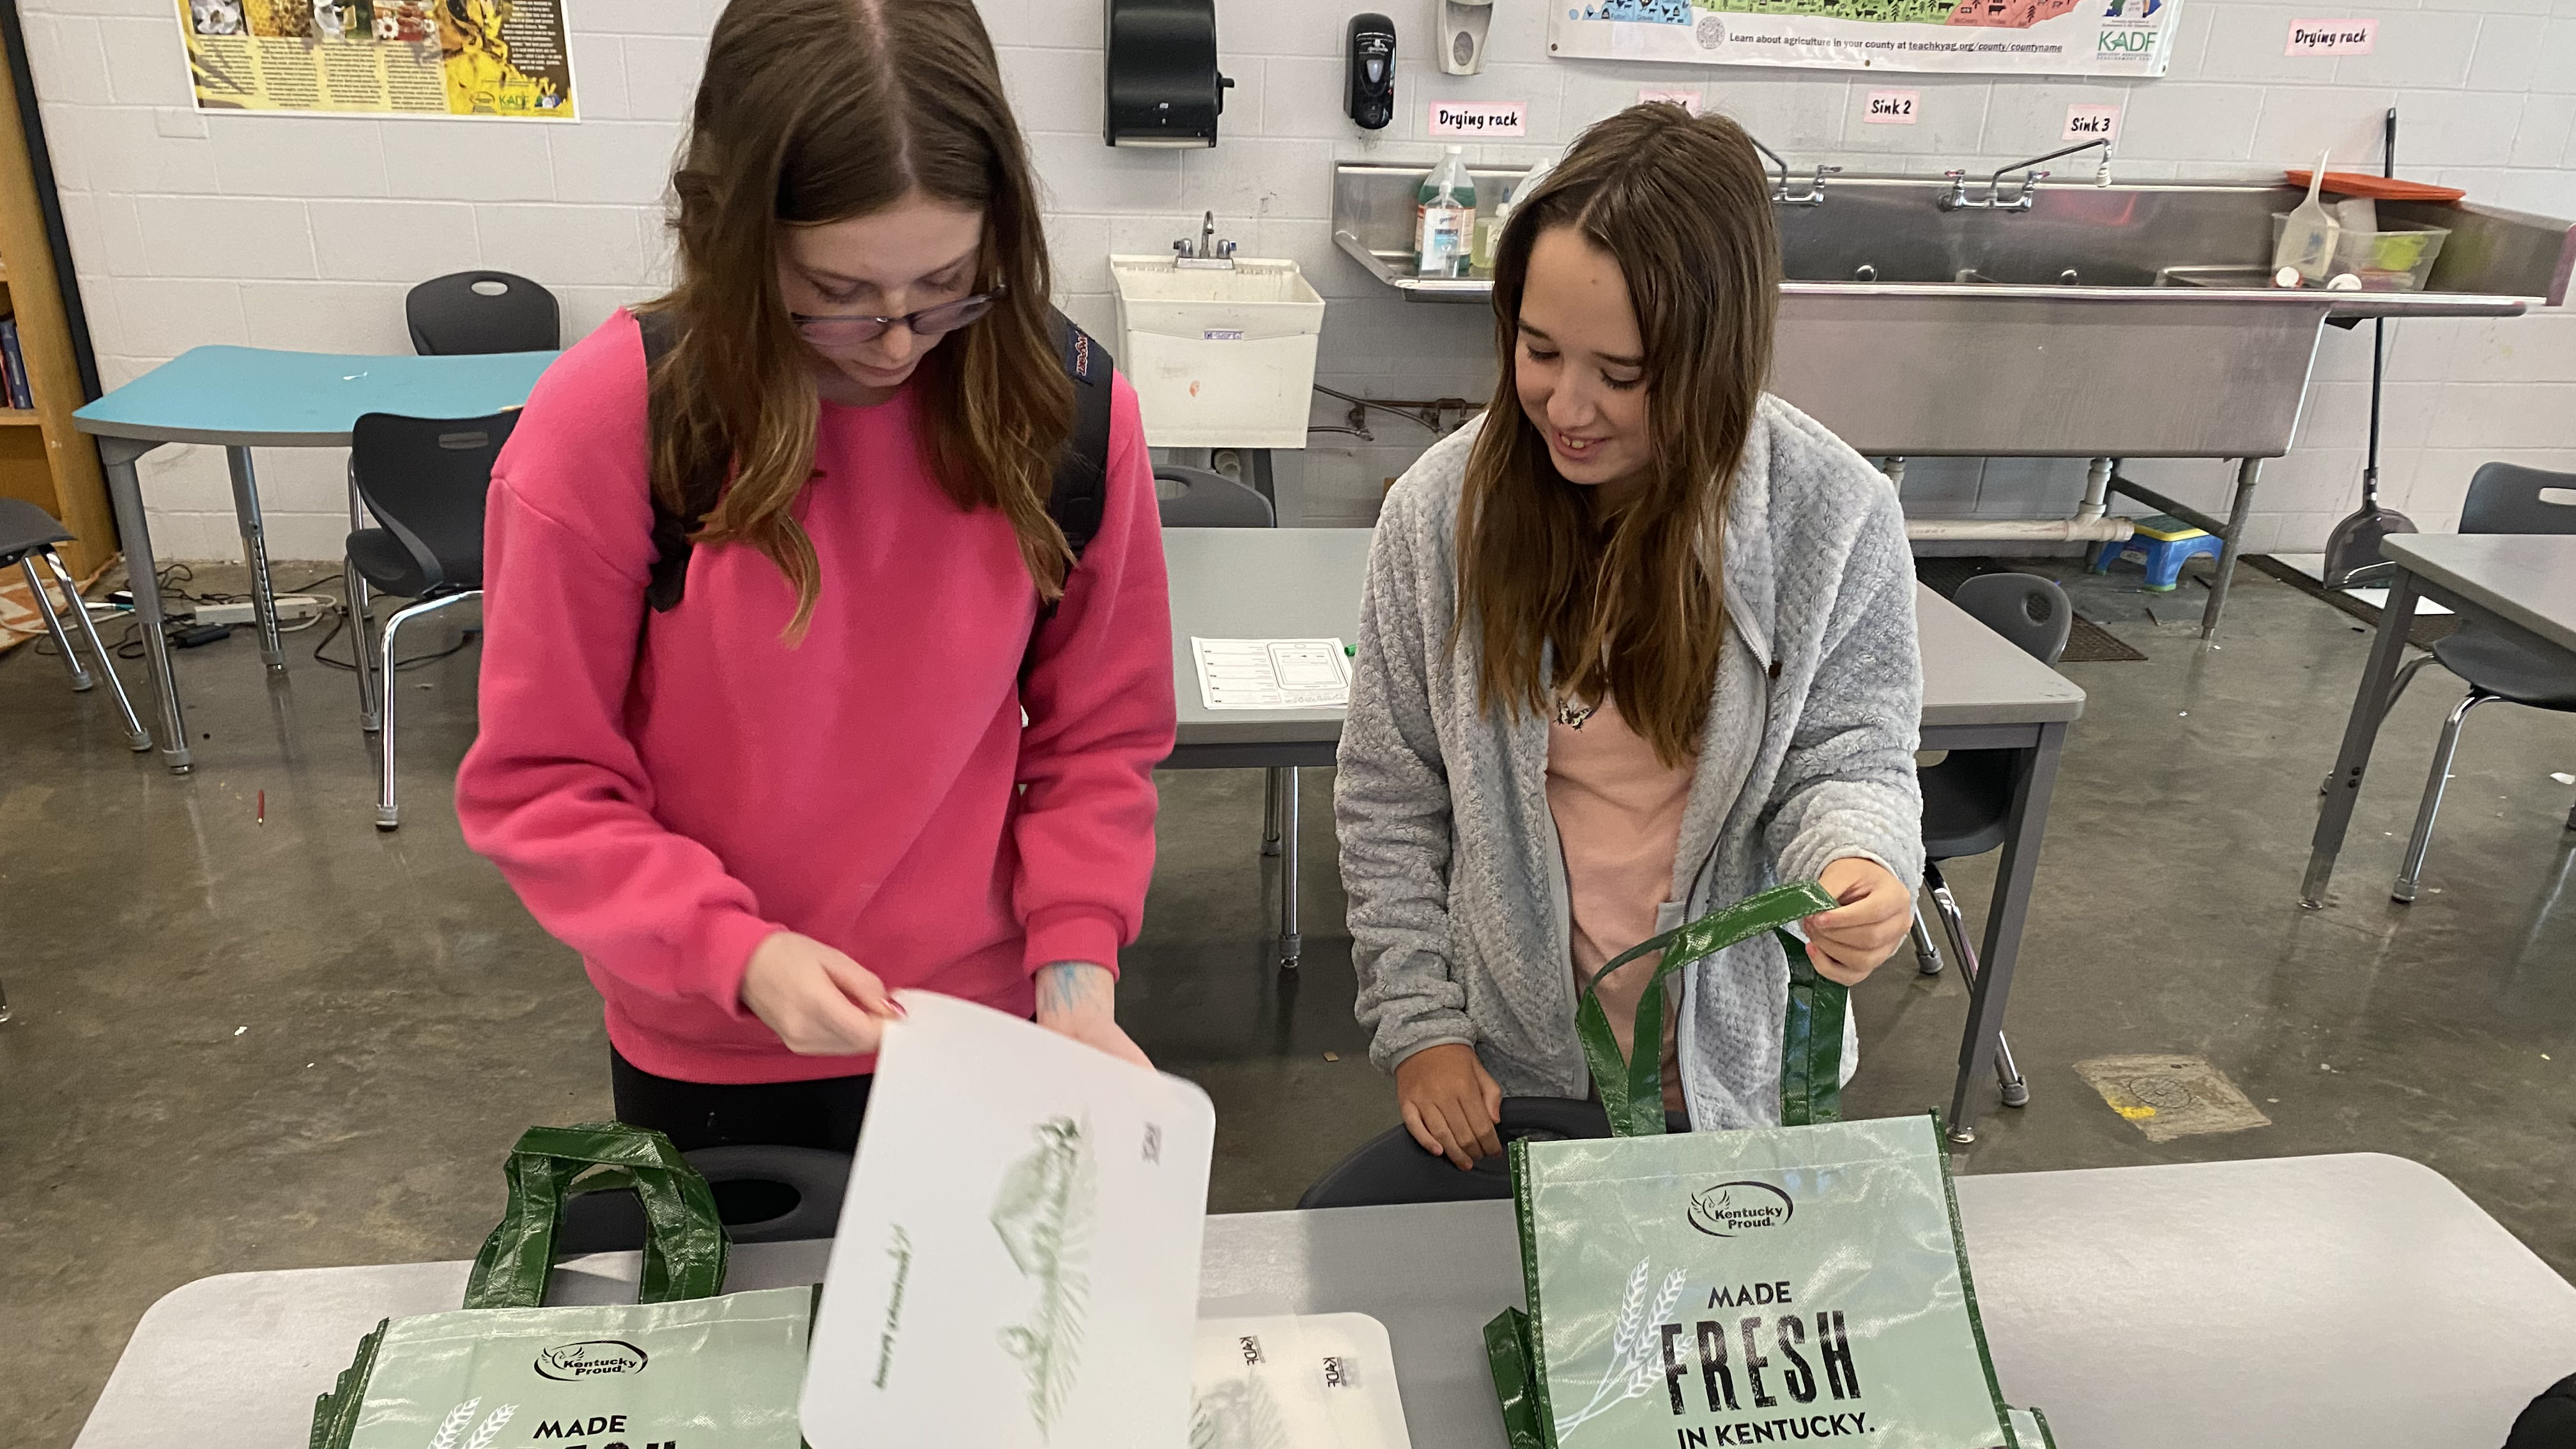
left=2077, top=456, right=2112, bottom=522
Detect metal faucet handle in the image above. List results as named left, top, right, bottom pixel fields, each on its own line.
left=1943, top=168, right=1968, bottom=180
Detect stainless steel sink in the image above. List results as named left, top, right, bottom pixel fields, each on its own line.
left=1330, top=164, right=2574, bottom=457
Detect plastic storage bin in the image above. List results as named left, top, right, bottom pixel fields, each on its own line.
left=2269, top=214, right=2451, bottom=291
left=1110, top=256, right=1325, bottom=449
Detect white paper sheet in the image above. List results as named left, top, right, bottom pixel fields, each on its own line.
left=1192, top=1314, right=1415, bottom=1449
left=1192, top=637, right=1351, bottom=710
left=801, top=992, right=1217, bottom=1449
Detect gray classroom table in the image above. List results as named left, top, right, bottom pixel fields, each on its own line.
left=2303, top=534, right=2576, bottom=907
left=72, top=1153, right=2576, bottom=1449
left=1160, top=527, right=2085, bottom=1141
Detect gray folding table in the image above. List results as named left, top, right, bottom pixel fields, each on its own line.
left=70, top=1153, right=2575, bottom=1449
left=1162, top=528, right=2084, bottom=1141
left=2303, top=534, right=2576, bottom=907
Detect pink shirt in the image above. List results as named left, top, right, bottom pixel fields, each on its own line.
left=1546, top=694, right=1696, bottom=1109
left=455, top=311, right=1175, bottom=1084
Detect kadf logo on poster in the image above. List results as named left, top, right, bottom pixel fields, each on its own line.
left=1686, top=1182, right=1793, bottom=1238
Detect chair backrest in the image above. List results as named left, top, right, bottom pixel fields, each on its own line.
left=1154, top=465, right=1275, bottom=528
left=406, top=270, right=560, bottom=355
left=2460, top=462, right=2576, bottom=536
left=1952, top=571, right=2072, bottom=667
left=349, top=411, right=519, bottom=594
left=555, top=1145, right=852, bottom=1252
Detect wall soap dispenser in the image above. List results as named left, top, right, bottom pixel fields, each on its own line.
left=1438, top=0, right=1494, bottom=75
left=1104, top=0, right=1233, bottom=148
left=1347, top=13, right=1396, bottom=130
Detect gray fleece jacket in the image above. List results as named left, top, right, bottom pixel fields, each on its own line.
left=1333, top=395, right=1925, bottom=1130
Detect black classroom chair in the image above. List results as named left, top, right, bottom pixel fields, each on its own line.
left=1155, top=466, right=1310, bottom=968
left=555, top=1145, right=852, bottom=1252
left=405, top=270, right=560, bottom=356
left=2389, top=464, right=2576, bottom=902
left=0, top=497, right=148, bottom=760
left=1908, top=571, right=2073, bottom=1113
left=344, top=411, right=518, bottom=830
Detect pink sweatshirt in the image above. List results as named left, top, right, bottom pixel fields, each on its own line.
left=456, top=311, right=1174, bottom=1084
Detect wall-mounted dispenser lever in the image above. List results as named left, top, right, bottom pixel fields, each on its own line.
left=1438, top=0, right=1494, bottom=75
left=1346, top=13, right=1396, bottom=130
left=1104, top=0, right=1233, bottom=148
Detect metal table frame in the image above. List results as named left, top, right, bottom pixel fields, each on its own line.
left=2302, top=534, right=2576, bottom=907
left=1161, top=529, right=2084, bottom=1142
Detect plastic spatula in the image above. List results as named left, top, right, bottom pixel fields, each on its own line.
left=2273, top=150, right=2340, bottom=284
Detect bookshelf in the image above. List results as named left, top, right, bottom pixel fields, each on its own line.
left=0, top=33, right=110, bottom=579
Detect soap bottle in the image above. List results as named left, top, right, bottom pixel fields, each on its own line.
left=1416, top=146, right=1477, bottom=279
left=1475, top=150, right=1556, bottom=273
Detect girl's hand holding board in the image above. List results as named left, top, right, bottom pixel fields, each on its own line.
left=739, top=930, right=903, bottom=1057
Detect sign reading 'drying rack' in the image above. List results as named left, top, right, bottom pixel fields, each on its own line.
left=1548, top=0, right=2182, bottom=77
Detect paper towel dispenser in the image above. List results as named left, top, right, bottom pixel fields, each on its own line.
left=1103, top=0, right=1232, bottom=148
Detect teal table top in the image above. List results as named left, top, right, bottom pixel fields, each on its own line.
left=73, top=346, right=560, bottom=448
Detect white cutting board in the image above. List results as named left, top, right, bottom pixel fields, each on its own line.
left=800, top=991, right=1217, bottom=1449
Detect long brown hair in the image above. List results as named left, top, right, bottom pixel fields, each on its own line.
left=643, top=0, right=1071, bottom=636
left=1455, top=104, right=1780, bottom=766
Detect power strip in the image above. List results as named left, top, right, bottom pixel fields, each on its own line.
left=188, top=594, right=329, bottom=627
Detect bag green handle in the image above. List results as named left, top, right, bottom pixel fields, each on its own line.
left=1574, top=879, right=1846, bottom=1137
left=462, top=1122, right=729, bottom=1310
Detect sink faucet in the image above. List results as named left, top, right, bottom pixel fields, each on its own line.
left=1938, top=137, right=2112, bottom=212
left=1747, top=134, right=1842, bottom=207
left=1174, top=210, right=1239, bottom=268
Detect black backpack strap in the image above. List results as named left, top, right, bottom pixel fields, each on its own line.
left=636, top=309, right=703, bottom=614
left=1046, top=308, right=1114, bottom=565
left=640, top=308, right=1116, bottom=619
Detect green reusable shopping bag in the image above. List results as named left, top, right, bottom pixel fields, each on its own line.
left=310, top=1123, right=815, bottom=1449
left=1485, top=882, right=2023, bottom=1449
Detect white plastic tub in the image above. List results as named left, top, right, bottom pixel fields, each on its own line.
left=1110, top=256, right=1326, bottom=449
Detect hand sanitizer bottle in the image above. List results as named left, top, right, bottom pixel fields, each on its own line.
left=1416, top=146, right=1478, bottom=279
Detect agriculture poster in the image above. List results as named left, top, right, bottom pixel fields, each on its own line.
left=180, top=1, right=577, bottom=119
left=1549, top=0, right=2182, bottom=76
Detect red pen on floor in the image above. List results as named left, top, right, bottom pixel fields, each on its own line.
left=256, top=790, right=265, bottom=825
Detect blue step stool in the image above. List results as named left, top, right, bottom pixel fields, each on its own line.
left=2089, top=514, right=2221, bottom=592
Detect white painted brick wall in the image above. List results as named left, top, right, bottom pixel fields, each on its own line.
left=17, top=0, right=2576, bottom=553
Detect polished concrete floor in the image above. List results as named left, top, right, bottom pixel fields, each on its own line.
left=4, top=558, right=2574, bottom=1446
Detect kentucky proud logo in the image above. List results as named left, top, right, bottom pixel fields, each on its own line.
left=1687, top=1182, right=1793, bottom=1238
left=533, top=1339, right=648, bottom=1381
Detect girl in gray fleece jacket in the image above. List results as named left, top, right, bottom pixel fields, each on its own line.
left=1335, top=105, right=1926, bottom=1168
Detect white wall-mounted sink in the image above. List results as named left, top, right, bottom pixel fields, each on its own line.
left=1111, top=256, right=1324, bottom=450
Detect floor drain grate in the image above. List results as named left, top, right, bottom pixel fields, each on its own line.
left=2073, top=1054, right=2273, bottom=1142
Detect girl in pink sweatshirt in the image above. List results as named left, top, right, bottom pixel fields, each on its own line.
left=455, top=0, right=1174, bottom=1151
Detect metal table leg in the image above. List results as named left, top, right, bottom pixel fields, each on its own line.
left=99, top=436, right=191, bottom=773
left=224, top=446, right=287, bottom=671
left=1277, top=765, right=1301, bottom=969
left=1947, top=720, right=2066, bottom=1144
left=2199, top=457, right=2262, bottom=640
left=2301, top=568, right=2420, bottom=908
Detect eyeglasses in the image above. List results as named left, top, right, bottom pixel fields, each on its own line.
left=790, top=286, right=1004, bottom=348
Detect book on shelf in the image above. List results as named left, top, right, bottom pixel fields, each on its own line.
left=0, top=316, right=29, bottom=410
